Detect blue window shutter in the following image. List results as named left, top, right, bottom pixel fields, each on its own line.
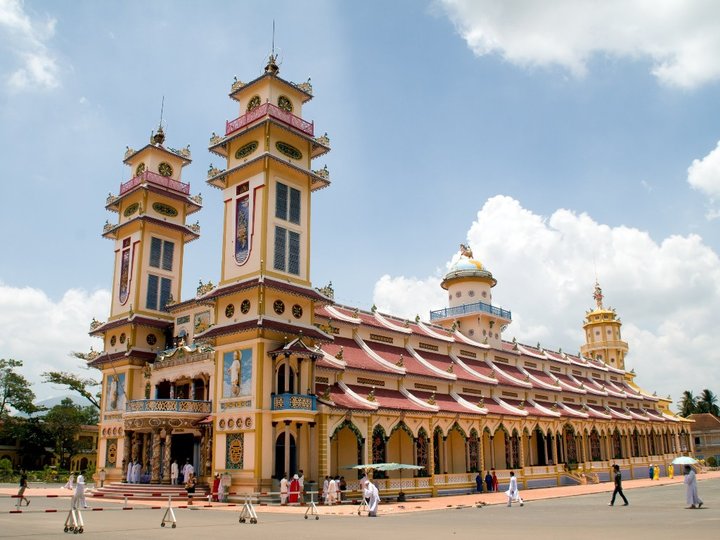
left=162, top=241, right=174, bottom=271
left=159, top=277, right=172, bottom=310
left=289, top=187, right=301, bottom=224
left=273, top=226, right=286, bottom=271
left=149, top=237, right=162, bottom=268
left=276, top=182, right=288, bottom=220
left=146, top=274, right=159, bottom=310
left=288, top=231, right=300, bottom=275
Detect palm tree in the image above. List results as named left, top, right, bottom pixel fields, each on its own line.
left=678, top=390, right=698, bottom=417
left=697, top=389, right=720, bottom=416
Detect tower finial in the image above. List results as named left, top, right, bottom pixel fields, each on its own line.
left=593, top=280, right=603, bottom=309
left=265, top=21, right=280, bottom=75
left=152, top=96, right=166, bottom=146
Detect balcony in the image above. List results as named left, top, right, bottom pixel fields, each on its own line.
left=271, top=393, right=316, bottom=411
left=119, top=170, right=191, bottom=197
left=225, top=103, right=314, bottom=137
left=429, top=301, right=512, bottom=322
left=125, top=399, right=211, bottom=414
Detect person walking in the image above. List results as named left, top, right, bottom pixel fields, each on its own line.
left=683, top=465, right=703, bottom=509
left=505, top=471, right=524, bottom=507
left=484, top=471, right=493, bottom=492
left=280, top=472, right=289, bottom=505
left=74, top=472, right=88, bottom=509
left=185, top=472, right=196, bottom=505
left=362, top=478, right=380, bottom=517
left=608, top=464, right=628, bottom=506
left=98, top=468, right=106, bottom=488
left=16, top=469, right=30, bottom=507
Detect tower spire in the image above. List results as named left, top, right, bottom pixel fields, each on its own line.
left=265, top=21, right=279, bottom=75
left=152, top=96, right=166, bottom=146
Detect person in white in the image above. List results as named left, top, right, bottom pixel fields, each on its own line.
left=322, top=476, right=330, bottom=504
left=73, top=473, right=88, bottom=509
left=362, top=478, right=380, bottom=517
left=280, top=472, right=289, bottom=505
left=132, top=460, right=142, bottom=484
left=683, top=465, right=703, bottom=509
left=298, top=470, right=305, bottom=503
left=182, top=459, right=194, bottom=483
left=126, top=461, right=133, bottom=483
left=505, top=470, right=524, bottom=507
left=171, top=460, right=179, bottom=485
left=64, top=472, right=76, bottom=490
left=327, top=476, right=338, bottom=505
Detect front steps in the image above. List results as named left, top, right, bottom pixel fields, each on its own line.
left=90, top=482, right=210, bottom=502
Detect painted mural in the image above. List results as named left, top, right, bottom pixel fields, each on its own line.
left=194, top=311, right=211, bottom=334
left=223, top=349, right=252, bottom=397
left=105, top=373, right=126, bottom=411
left=226, top=433, right=244, bottom=469
left=118, top=248, right=130, bottom=304
left=234, top=195, right=250, bottom=264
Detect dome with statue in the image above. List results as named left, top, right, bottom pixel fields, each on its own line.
left=441, top=244, right=497, bottom=289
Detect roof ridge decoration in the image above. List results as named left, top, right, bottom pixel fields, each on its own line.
left=320, top=350, right=346, bottom=369
left=353, top=335, right=406, bottom=374
left=450, top=391, right=488, bottom=414
left=517, top=344, right=545, bottom=359
left=406, top=346, right=456, bottom=380
left=553, top=400, right=586, bottom=418
left=518, top=364, right=561, bottom=390
left=417, top=321, right=454, bottom=342
left=493, top=396, right=529, bottom=416
left=326, top=305, right=362, bottom=324
left=488, top=360, right=532, bottom=388
left=452, top=328, right=491, bottom=349
left=449, top=353, right=497, bottom=384
left=338, top=381, right=379, bottom=409
left=585, top=403, right=613, bottom=419
left=373, top=311, right=412, bottom=334
left=528, top=398, right=563, bottom=418
left=400, top=386, right=439, bottom=412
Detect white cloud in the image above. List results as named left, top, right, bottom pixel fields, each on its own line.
left=688, top=141, right=720, bottom=219
left=373, top=195, right=720, bottom=404
left=0, top=0, right=59, bottom=91
left=438, top=0, right=720, bottom=89
left=0, top=282, right=110, bottom=401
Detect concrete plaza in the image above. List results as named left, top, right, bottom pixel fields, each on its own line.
left=1, top=473, right=718, bottom=539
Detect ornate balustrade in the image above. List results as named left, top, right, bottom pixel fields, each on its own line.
left=270, top=393, right=316, bottom=411
left=154, top=350, right=214, bottom=369
left=119, top=170, right=191, bottom=196
left=125, top=399, right=211, bottom=414
left=429, top=301, right=512, bottom=321
left=225, top=103, right=314, bottom=137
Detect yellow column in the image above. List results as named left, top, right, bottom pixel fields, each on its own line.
left=318, top=413, right=328, bottom=478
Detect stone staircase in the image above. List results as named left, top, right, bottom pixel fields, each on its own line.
left=89, top=482, right=210, bottom=502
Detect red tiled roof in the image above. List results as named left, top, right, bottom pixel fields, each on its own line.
left=89, top=315, right=172, bottom=336
left=491, top=362, right=532, bottom=388
left=412, top=390, right=484, bottom=415
left=523, top=367, right=561, bottom=389
left=455, top=357, right=497, bottom=380
left=479, top=397, right=526, bottom=416
left=196, top=318, right=332, bottom=342
left=344, top=384, right=431, bottom=412
left=316, top=384, right=375, bottom=411
left=607, top=406, right=633, bottom=420
left=686, top=413, right=720, bottom=429
left=553, top=372, right=585, bottom=393
left=503, top=398, right=554, bottom=417
left=322, top=338, right=400, bottom=375
left=585, top=404, right=613, bottom=419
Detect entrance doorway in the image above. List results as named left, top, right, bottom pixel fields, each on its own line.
left=274, top=432, right=297, bottom=479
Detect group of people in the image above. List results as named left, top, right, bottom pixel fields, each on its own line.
left=475, top=469, right=500, bottom=493
left=610, top=463, right=703, bottom=509
left=322, top=475, right=347, bottom=505
left=279, top=471, right=305, bottom=504
left=124, top=460, right=145, bottom=484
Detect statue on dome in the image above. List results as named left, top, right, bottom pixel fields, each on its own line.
left=593, top=281, right=604, bottom=309
left=459, top=243, right=473, bottom=259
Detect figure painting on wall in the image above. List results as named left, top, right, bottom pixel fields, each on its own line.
left=223, top=349, right=252, bottom=397
left=106, top=373, right=126, bottom=411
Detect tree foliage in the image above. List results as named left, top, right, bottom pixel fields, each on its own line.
left=41, top=369, right=100, bottom=409
left=43, top=398, right=94, bottom=469
left=678, top=388, right=720, bottom=417
left=0, top=358, right=39, bottom=416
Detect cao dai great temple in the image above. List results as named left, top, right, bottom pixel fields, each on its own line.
left=86, top=55, right=693, bottom=496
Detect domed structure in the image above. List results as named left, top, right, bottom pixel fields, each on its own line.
left=441, top=257, right=497, bottom=289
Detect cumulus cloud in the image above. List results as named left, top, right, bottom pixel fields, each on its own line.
left=373, top=195, right=720, bottom=403
left=688, top=140, right=720, bottom=218
left=438, top=0, right=720, bottom=89
left=0, top=0, right=60, bottom=91
left=0, top=282, right=110, bottom=401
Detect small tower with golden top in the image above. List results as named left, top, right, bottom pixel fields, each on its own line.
left=580, top=281, right=629, bottom=369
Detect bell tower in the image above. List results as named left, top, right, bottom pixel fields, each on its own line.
left=580, top=281, right=629, bottom=369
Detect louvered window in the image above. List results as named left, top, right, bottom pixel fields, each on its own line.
left=289, top=188, right=300, bottom=224
left=149, top=237, right=174, bottom=271
left=273, top=227, right=300, bottom=276
left=275, top=181, right=300, bottom=224
left=275, top=182, right=288, bottom=220
left=273, top=226, right=286, bottom=272
left=288, top=231, right=300, bottom=275
left=146, top=274, right=159, bottom=310
left=159, top=277, right=172, bottom=310
left=146, top=274, right=172, bottom=311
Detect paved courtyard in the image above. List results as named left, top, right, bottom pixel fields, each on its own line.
left=1, top=474, right=718, bottom=539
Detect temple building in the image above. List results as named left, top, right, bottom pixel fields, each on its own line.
left=86, top=56, right=692, bottom=496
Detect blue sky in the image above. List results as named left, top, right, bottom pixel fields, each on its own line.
left=1, top=0, right=719, bottom=405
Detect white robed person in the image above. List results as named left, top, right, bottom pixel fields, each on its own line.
left=171, top=459, right=179, bottom=485
left=126, top=461, right=133, bottom=483
left=132, top=460, right=142, bottom=484
left=280, top=472, right=289, bottom=504
left=327, top=476, right=338, bottom=505
left=683, top=465, right=703, bottom=509
left=505, top=471, right=524, bottom=507
left=64, top=472, right=76, bottom=490
left=73, top=473, right=88, bottom=509
left=362, top=478, right=380, bottom=517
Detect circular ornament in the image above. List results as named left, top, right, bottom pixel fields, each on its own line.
left=244, top=417, right=252, bottom=428
left=225, top=304, right=235, bottom=318
left=228, top=418, right=235, bottom=429
left=147, top=333, right=157, bottom=346
left=273, top=300, right=285, bottom=315
left=292, top=304, right=303, bottom=319
left=158, top=162, right=173, bottom=177
left=277, top=95, right=293, bottom=112
left=135, top=162, right=146, bottom=176
left=240, top=299, right=251, bottom=314
left=247, top=95, right=261, bottom=112
left=219, top=419, right=226, bottom=429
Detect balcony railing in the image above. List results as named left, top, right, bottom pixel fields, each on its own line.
left=225, top=103, right=314, bottom=137
left=271, top=393, right=316, bottom=411
left=429, top=301, right=512, bottom=321
left=119, top=170, right=191, bottom=197
left=126, top=399, right=211, bottom=414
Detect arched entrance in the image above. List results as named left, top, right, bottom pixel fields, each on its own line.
left=274, top=432, right=297, bottom=479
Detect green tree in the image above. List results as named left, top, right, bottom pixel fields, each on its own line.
left=678, top=390, right=698, bottom=417
left=697, top=389, right=720, bottom=416
left=44, top=398, right=88, bottom=469
left=0, top=359, right=39, bottom=417
left=2, top=416, right=53, bottom=469
left=41, top=359, right=101, bottom=409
